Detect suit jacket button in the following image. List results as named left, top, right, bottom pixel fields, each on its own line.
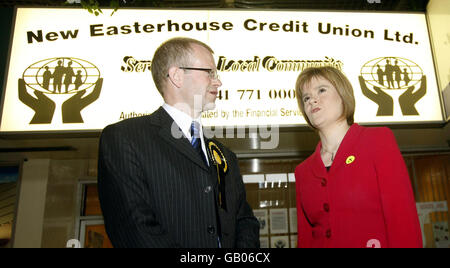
left=326, top=229, right=332, bottom=238
left=323, top=203, right=330, bottom=212
left=207, top=225, right=215, bottom=234
left=204, top=186, right=212, bottom=193
left=321, top=179, right=327, bottom=187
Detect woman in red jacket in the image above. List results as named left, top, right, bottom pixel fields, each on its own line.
left=294, top=66, right=422, bottom=248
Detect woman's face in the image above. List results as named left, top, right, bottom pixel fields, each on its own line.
left=301, top=76, right=345, bottom=130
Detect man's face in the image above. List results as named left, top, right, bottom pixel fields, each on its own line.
left=180, top=44, right=222, bottom=115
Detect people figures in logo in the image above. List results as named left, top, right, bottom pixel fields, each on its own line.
left=53, top=60, right=64, bottom=93
left=384, top=59, right=395, bottom=89
left=46, top=60, right=79, bottom=93
left=294, top=66, right=422, bottom=248
left=20, top=57, right=102, bottom=124
left=393, top=60, right=402, bottom=89
left=42, top=66, right=52, bottom=90
left=372, top=58, right=413, bottom=89
left=74, top=70, right=83, bottom=90
left=403, top=68, right=411, bottom=86
left=63, top=61, right=75, bottom=93
left=376, top=64, right=384, bottom=86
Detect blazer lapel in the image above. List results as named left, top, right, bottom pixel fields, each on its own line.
left=311, top=124, right=363, bottom=178
left=311, top=143, right=327, bottom=179
left=329, top=123, right=363, bottom=172
left=152, top=107, right=209, bottom=172
left=205, top=138, right=220, bottom=187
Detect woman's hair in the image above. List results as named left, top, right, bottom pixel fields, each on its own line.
left=295, top=66, right=355, bottom=129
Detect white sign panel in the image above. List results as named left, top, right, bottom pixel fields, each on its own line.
left=0, top=8, right=443, bottom=133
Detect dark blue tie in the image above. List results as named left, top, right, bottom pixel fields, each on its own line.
left=190, top=121, right=207, bottom=165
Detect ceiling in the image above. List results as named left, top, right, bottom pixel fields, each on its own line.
left=0, top=0, right=430, bottom=11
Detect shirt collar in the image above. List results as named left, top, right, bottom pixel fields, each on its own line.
left=162, top=103, right=203, bottom=141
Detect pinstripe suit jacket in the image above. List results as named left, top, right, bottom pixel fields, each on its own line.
left=98, top=107, right=260, bottom=248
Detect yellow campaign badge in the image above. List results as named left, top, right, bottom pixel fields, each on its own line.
left=346, top=155, right=356, bottom=165
left=208, top=141, right=228, bottom=210
left=208, top=141, right=228, bottom=174
left=213, top=150, right=222, bottom=165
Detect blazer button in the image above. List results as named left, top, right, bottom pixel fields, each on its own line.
left=207, top=225, right=215, bottom=234
left=204, top=186, right=212, bottom=193
left=326, top=229, right=332, bottom=238
left=323, top=203, right=330, bottom=212
left=321, top=179, right=327, bottom=187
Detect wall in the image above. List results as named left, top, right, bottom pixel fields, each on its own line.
left=0, top=7, right=13, bottom=95
left=0, top=182, right=16, bottom=248
left=11, top=158, right=97, bottom=248
left=427, top=0, right=450, bottom=119
left=12, top=159, right=49, bottom=248
left=40, top=159, right=97, bottom=248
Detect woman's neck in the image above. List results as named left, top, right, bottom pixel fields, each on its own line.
left=318, top=120, right=351, bottom=154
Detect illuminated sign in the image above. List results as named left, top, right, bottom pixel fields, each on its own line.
left=0, top=8, right=444, bottom=133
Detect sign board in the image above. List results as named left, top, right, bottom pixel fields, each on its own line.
left=427, top=0, right=450, bottom=122
left=0, top=8, right=444, bottom=133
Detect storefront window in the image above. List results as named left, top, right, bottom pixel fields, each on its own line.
left=75, top=154, right=449, bottom=248
left=239, top=158, right=302, bottom=248
left=0, top=165, right=19, bottom=248
left=408, top=155, right=450, bottom=248
left=76, top=182, right=112, bottom=248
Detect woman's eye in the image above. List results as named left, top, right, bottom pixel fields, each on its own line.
left=303, top=97, right=310, bottom=103
left=319, top=88, right=326, bottom=93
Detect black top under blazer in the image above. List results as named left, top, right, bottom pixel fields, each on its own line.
left=98, top=107, right=260, bottom=248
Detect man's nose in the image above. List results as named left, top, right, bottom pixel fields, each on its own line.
left=213, top=78, right=222, bottom=87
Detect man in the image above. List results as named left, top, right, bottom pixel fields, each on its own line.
left=98, top=37, right=260, bottom=248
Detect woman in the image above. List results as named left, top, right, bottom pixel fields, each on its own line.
left=294, top=66, right=422, bottom=248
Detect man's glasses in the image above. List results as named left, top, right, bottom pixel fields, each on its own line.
left=179, top=67, right=220, bottom=80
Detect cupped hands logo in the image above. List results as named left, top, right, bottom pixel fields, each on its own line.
left=19, top=57, right=103, bottom=124
left=359, top=57, right=426, bottom=116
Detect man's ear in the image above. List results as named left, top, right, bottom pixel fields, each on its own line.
left=168, top=66, right=183, bottom=88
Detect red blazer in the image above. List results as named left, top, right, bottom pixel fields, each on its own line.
left=295, top=124, right=422, bottom=248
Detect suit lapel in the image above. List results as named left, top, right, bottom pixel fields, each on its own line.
left=205, top=138, right=220, bottom=187
left=311, top=143, right=327, bottom=179
left=152, top=107, right=209, bottom=172
left=312, top=123, right=363, bottom=176
left=328, top=123, right=362, bottom=172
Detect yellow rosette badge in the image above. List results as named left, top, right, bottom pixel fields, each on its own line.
left=208, top=141, right=228, bottom=174
left=208, top=141, right=228, bottom=210
left=213, top=150, right=222, bottom=165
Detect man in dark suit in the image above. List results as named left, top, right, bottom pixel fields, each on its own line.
left=98, top=37, right=260, bottom=248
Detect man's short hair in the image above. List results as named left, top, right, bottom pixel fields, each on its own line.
left=151, top=37, right=214, bottom=96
